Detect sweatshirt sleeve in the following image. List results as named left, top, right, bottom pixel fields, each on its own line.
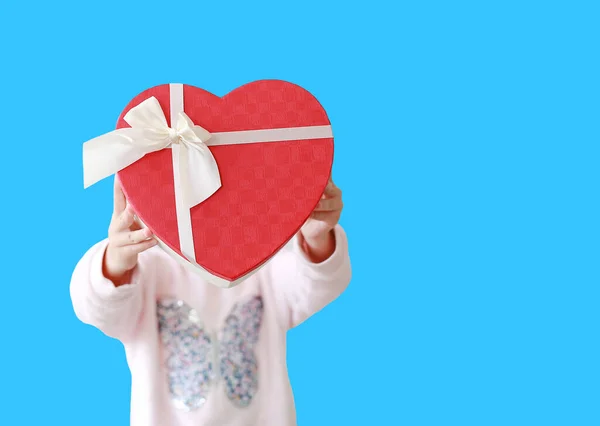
left=70, top=239, right=149, bottom=343
left=265, top=225, right=352, bottom=330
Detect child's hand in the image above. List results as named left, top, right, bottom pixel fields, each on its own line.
left=103, top=178, right=157, bottom=286
left=299, top=178, right=343, bottom=262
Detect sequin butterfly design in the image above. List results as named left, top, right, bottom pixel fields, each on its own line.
left=157, top=296, right=263, bottom=411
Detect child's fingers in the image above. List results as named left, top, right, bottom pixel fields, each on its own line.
left=309, top=211, right=339, bottom=225
left=130, top=220, right=143, bottom=231
left=112, top=228, right=153, bottom=247
left=123, top=238, right=158, bottom=256
left=315, top=197, right=343, bottom=212
left=323, top=180, right=342, bottom=198
left=113, top=176, right=127, bottom=215
left=113, top=207, right=135, bottom=232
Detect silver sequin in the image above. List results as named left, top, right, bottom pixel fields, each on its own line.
left=157, top=299, right=215, bottom=411
left=220, top=296, right=263, bottom=407
left=156, top=296, right=264, bottom=410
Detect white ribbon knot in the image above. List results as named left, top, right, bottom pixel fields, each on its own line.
left=168, top=127, right=181, bottom=144
left=83, top=96, right=221, bottom=209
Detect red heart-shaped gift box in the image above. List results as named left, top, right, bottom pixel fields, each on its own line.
left=111, top=81, right=333, bottom=287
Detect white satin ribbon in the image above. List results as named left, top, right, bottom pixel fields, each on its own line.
left=82, top=83, right=333, bottom=278
left=83, top=95, right=221, bottom=209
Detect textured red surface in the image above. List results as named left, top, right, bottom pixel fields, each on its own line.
left=115, top=81, right=333, bottom=282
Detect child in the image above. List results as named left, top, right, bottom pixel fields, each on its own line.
left=70, top=177, right=351, bottom=426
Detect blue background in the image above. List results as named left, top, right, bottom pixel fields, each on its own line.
left=1, top=0, right=598, bottom=425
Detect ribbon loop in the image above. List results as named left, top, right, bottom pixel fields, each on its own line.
left=82, top=96, right=222, bottom=209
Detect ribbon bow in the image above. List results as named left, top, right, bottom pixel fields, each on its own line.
left=83, top=96, right=221, bottom=208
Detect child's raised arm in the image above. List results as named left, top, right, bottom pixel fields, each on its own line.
left=264, top=179, right=352, bottom=329
left=70, top=178, right=157, bottom=343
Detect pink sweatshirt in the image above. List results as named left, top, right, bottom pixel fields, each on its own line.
left=70, top=225, right=351, bottom=426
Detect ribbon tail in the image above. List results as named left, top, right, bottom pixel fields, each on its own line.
left=179, top=143, right=222, bottom=209
left=83, top=128, right=152, bottom=188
